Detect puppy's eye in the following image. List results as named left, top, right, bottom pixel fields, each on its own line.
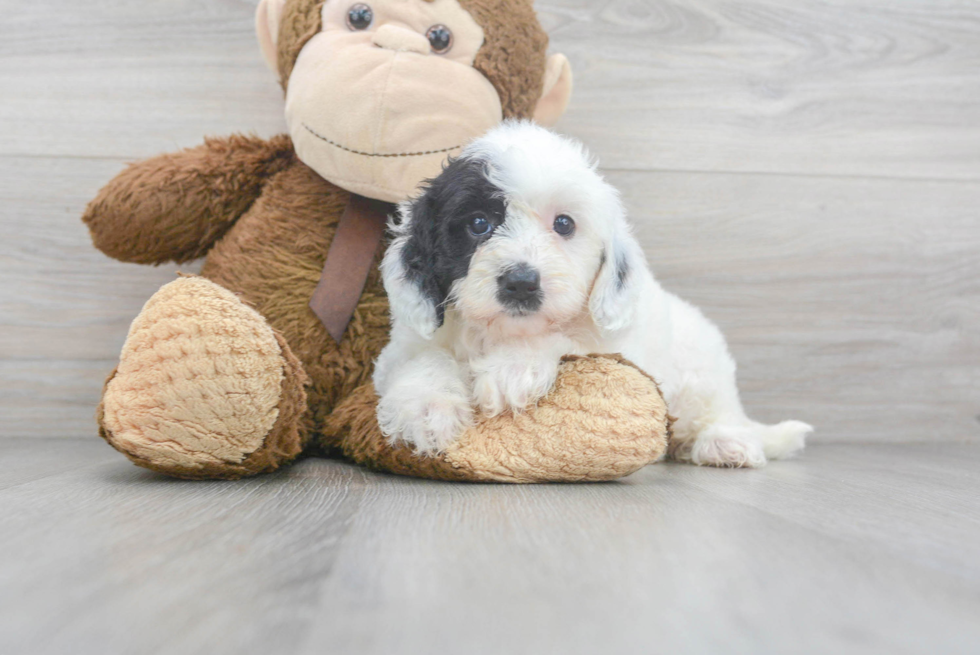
left=553, top=214, right=576, bottom=237
left=426, top=25, right=453, bottom=53
left=346, top=4, right=373, bottom=30
left=468, top=215, right=492, bottom=236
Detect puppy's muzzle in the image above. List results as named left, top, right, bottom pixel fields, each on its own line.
left=497, top=263, right=542, bottom=314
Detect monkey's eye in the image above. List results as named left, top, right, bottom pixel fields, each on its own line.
left=426, top=25, right=453, bottom=54
left=553, top=215, right=576, bottom=237
left=468, top=215, right=492, bottom=237
left=346, top=4, right=373, bottom=30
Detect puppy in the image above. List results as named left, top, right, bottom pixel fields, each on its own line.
left=374, top=121, right=811, bottom=467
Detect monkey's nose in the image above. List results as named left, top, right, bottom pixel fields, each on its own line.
left=372, top=24, right=430, bottom=55
left=497, top=264, right=542, bottom=309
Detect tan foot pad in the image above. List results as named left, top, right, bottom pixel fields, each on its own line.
left=327, top=354, right=670, bottom=483
left=98, top=277, right=307, bottom=479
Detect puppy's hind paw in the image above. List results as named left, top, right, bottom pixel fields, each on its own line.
left=693, top=436, right=767, bottom=468
left=675, top=424, right=768, bottom=468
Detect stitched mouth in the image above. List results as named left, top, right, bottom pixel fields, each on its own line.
left=303, top=124, right=462, bottom=158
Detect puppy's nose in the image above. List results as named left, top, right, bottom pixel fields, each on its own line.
left=498, top=265, right=541, bottom=305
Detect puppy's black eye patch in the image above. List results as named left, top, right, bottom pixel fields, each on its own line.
left=400, top=155, right=506, bottom=328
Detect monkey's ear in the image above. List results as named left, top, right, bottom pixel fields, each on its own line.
left=533, top=54, right=574, bottom=127
left=256, top=0, right=286, bottom=74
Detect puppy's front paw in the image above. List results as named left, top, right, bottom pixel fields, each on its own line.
left=471, top=359, right=559, bottom=417
left=377, top=389, right=473, bottom=456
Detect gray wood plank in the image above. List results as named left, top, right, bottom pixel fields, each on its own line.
left=658, top=443, right=980, bottom=582
left=537, top=0, right=980, bottom=179
left=0, top=437, right=115, bottom=490
left=0, top=0, right=286, bottom=160
left=1, top=441, right=978, bottom=655
left=0, top=155, right=196, bottom=361
left=2, top=1, right=978, bottom=180
left=0, top=154, right=199, bottom=438
left=0, top=448, right=367, bottom=655
left=0, top=359, right=117, bottom=439
left=305, top=444, right=980, bottom=655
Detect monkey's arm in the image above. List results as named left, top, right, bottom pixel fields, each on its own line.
left=83, top=134, right=295, bottom=264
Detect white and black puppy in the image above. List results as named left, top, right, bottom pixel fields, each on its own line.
left=374, top=121, right=811, bottom=467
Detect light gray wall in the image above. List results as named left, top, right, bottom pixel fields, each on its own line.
left=1, top=0, right=977, bottom=440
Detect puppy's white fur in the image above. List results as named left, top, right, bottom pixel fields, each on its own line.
left=375, top=121, right=811, bottom=466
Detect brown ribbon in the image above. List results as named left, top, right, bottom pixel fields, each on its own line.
left=310, top=194, right=394, bottom=344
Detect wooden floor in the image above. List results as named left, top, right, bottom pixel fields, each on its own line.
left=2, top=1, right=979, bottom=653
left=1, top=439, right=978, bottom=655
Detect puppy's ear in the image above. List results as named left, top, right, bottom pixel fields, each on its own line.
left=381, top=197, right=444, bottom=339
left=589, top=208, right=645, bottom=332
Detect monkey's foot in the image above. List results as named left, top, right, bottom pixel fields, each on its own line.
left=325, top=354, right=671, bottom=483
left=98, top=277, right=308, bottom=479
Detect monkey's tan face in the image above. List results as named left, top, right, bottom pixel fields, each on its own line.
left=286, top=0, right=502, bottom=202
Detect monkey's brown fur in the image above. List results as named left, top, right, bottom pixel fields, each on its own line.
left=87, top=136, right=390, bottom=478
left=83, top=0, right=669, bottom=481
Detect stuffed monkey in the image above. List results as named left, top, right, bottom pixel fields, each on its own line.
left=84, top=0, right=669, bottom=482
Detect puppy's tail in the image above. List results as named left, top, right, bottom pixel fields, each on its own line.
left=758, top=420, right=812, bottom=460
